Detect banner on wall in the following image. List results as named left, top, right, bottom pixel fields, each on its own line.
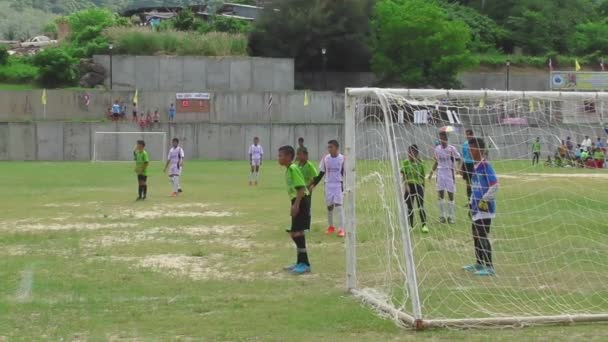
left=550, top=72, right=608, bottom=91
left=175, top=93, right=211, bottom=113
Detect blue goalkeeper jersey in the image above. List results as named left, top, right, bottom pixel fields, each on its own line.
left=462, top=140, right=474, bottom=164
left=471, top=160, right=498, bottom=220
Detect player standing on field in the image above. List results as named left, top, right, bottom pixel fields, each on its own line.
left=463, top=137, right=499, bottom=276
left=429, top=131, right=461, bottom=224
left=248, top=137, right=264, bottom=186
left=297, top=147, right=318, bottom=197
left=532, top=137, right=541, bottom=166
left=401, top=144, right=428, bottom=233
left=134, top=140, right=149, bottom=201
left=311, top=140, right=345, bottom=238
left=461, top=129, right=475, bottom=202
left=279, top=145, right=312, bottom=275
left=164, top=138, right=185, bottom=197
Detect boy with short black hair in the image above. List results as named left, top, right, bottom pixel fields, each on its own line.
left=164, top=138, right=185, bottom=197
left=248, top=137, right=264, bottom=186
left=278, top=145, right=311, bottom=275
left=297, top=137, right=306, bottom=154
left=311, top=140, right=346, bottom=238
left=134, top=140, right=150, bottom=201
left=429, top=131, right=461, bottom=224
left=402, top=144, right=428, bottom=233
left=463, top=137, right=499, bottom=276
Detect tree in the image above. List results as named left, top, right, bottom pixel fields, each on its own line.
left=249, top=0, right=374, bottom=72
left=371, top=0, right=476, bottom=88
left=0, top=45, right=8, bottom=66
left=441, top=2, right=507, bottom=53
left=572, top=20, right=608, bottom=56
left=174, top=9, right=196, bottom=31
left=32, top=48, right=78, bottom=87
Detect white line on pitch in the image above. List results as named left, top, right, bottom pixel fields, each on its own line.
left=15, top=267, right=34, bottom=303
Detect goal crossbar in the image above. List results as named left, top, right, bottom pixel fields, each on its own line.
left=347, top=88, right=608, bottom=100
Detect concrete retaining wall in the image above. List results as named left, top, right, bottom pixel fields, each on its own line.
left=93, top=56, right=295, bottom=92
left=1, top=121, right=603, bottom=162
left=0, top=90, right=342, bottom=124
left=0, top=122, right=343, bottom=162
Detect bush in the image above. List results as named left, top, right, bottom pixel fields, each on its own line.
left=32, top=48, right=77, bottom=87
left=0, top=45, right=8, bottom=65
left=103, top=27, right=248, bottom=56
left=0, top=57, right=39, bottom=83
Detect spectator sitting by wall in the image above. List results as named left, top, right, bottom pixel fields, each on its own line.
left=566, top=136, right=574, bottom=158
left=112, top=101, right=121, bottom=121
left=139, top=112, right=147, bottom=129
left=145, top=110, right=153, bottom=127
left=581, top=135, right=592, bottom=152
left=597, top=137, right=607, bottom=153
left=132, top=102, right=138, bottom=122
left=593, top=147, right=605, bottom=168
left=168, top=103, right=176, bottom=122
left=153, top=109, right=160, bottom=127
left=574, top=145, right=583, bottom=167
left=121, top=102, right=127, bottom=121
left=558, top=140, right=567, bottom=160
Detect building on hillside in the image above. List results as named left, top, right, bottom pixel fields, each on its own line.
left=122, top=3, right=264, bottom=26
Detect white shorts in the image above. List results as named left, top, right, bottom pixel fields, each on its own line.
left=251, top=158, right=261, bottom=167
left=325, top=183, right=343, bottom=206
left=436, top=169, right=456, bottom=193
left=169, top=165, right=182, bottom=176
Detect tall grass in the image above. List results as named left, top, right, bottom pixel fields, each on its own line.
left=103, top=27, right=248, bottom=56
left=0, top=57, right=39, bottom=83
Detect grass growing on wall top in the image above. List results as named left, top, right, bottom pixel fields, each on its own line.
left=103, top=27, right=248, bottom=57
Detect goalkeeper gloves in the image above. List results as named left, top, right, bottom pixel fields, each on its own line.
left=478, top=200, right=489, bottom=212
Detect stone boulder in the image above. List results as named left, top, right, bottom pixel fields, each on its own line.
left=78, top=58, right=107, bottom=88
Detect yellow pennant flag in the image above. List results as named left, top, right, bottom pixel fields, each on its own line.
left=41, top=89, right=47, bottom=105
left=133, top=89, right=138, bottom=105
left=479, top=97, right=485, bottom=108
left=304, top=91, right=309, bottom=106
left=575, top=59, right=581, bottom=71
left=529, top=99, right=535, bottom=112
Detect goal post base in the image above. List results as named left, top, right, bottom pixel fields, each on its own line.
left=352, top=288, right=608, bottom=329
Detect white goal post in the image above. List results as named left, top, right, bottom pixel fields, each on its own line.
left=344, top=88, right=608, bottom=329
left=92, top=131, right=167, bottom=162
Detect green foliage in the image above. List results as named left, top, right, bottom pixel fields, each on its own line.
left=0, top=2, right=58, bottom=41
left=0, top=57, right=39, bottom=83
left=173, top=9, right=196, bottom=31
left=372, top=0, right=477, bottom=88
left=32, top=48, right=78, bottom=87
left=572, top=21, right=608, bottom=56
left=0, top=45, right=8, bottom=66
left=42, top=22, right=59, bottom=40
left=210, top=16, right=252, bottom=34
left=442, top=3, right=507, bottom=53
left=250, top=0, right=374, bottom=72
left=104, top=27, right=248, bottom=56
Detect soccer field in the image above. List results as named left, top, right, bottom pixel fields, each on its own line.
left=1, top=161, right=607, bottom=340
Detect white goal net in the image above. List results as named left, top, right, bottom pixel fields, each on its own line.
left=344, top=89, right=608, bottom=329
left=93, top=132, right=167, bottom=162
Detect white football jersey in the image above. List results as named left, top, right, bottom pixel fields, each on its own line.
left=319, top=154, right=345, bottom=184
left=249, top=144, right=264, bottom=159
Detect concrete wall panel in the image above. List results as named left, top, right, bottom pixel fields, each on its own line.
left=229, top=59, right=252, bottom=91
left=8, top=123, right=36, bottom=160
left=182, top=57, right=207, bottom=91
left=0, top=123, right=8, bottom=160
left=252, top=58, right=275, bottom=91
left=159, top=57, right=182, bottom=91
left=197, top=123, right=222, bottom=160
left=134, top=56, right=159, bottom=91
left=112, top=55, right=136, bottom=90
left=63, top=123, right=91, bottom=161
left=36, top=122, right=64, bottom=160
left=169, top=123, right=198, bottom=159
left=207, top=59, right=230, bottom=90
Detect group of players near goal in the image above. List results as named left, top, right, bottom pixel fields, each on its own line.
left=132, top=130, right=498, bottom=276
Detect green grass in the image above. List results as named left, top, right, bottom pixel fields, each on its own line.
left=0, top=161, right=607, bottom=340
left=0, top=83, right=40, bottom=90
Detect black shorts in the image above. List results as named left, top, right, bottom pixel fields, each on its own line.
left=137, top=175, right=147, bottom=182
left=290, top=196, right=311, bottom=232
left=462, top=162, right=474, bottom=182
